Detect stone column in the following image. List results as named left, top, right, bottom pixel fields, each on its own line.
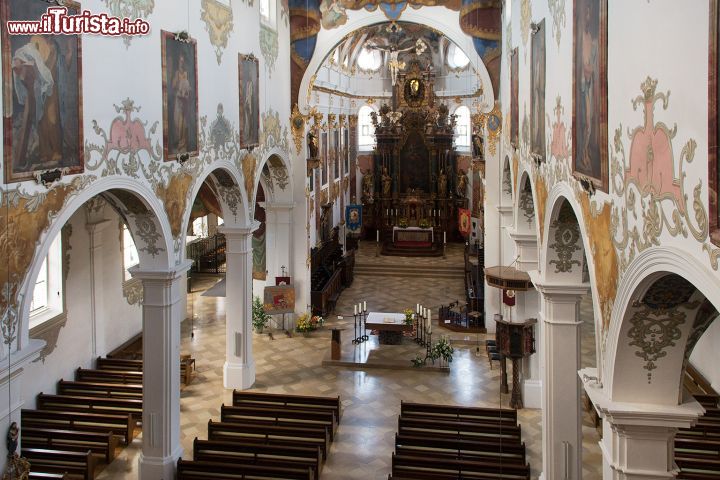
left=581, top=369, right=704, bottom=480
left=132, top=261, right=191, bottom=480
left=220, top=225, right=257, bottom=390
left=85, top=219, right=111, bottom=358
left=264, top=202, right=295, bottom=280
left=533, top=276, right=589, bottom=480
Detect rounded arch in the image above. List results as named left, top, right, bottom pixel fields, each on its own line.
left=514, top=170, right=538, bottom=237
left=255, top=149, right=293, bottom=206
left=17, top=177, right=175, bottom=352
left=298, top=10, right=495, bottom=113
left=606, top=247, right=720, bottom=405
left=500, top=155, right=512, bottom=205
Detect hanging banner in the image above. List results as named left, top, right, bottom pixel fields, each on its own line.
left=458, top=208, right=472, bottom=237
left=346, top=204, right=362, bottom=234
left=503, top=289, right=516, bottom=307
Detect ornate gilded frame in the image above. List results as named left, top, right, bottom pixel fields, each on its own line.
left=710, top=0, right=719, bottom=245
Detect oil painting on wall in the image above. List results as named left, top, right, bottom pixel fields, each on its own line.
left=239, top=53, right=259, bottom=149
left=2, top=0, right=83, bottom=182
left=510, top=48, right=519, bottom=147
left=344, top=128, right=350, bottom=174
left=573, top=0, right=608, bottom=191
left=162, top=31, right=199, bottom=161
left=710, top=0, right=720, bottom=244
left=333, top=128, right=340, bottom=180
left=321, top=131, right=328, bottom=185
left=531, top=19, right=546, bottom=160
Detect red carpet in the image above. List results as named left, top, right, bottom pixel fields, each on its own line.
left=394, top=241, right=432, bottom=248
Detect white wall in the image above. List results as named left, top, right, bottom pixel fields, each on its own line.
left=690, top=320, right=720, bottom=393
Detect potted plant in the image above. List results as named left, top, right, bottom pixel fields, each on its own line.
left=252, top=296, right=271, bottom=333
left=431, top=337, right=454, bottom=367
left=403, top=309, right=414, bottom=325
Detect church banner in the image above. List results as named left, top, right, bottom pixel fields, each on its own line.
left=458, top=208, right=472, bottom=237
left=346, top=205, right=362, bottom=234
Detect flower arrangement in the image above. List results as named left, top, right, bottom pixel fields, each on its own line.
left=431, top=337, right=454, bottom=365
left=252, top=296, right=271, bottom=333
left=310, top=315, right=325, bottom=328
left=403, top=309, right=414, bottom=325
left=398, top=217, right=409, bottom=228
left=411, top=354, right=425, bottom=367
left=296, top=313, right=324, bottom=335
left=418, top=218, right=431, bottom=229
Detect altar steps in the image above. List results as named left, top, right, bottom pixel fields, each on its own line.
left=354, top=263, right=464, bottom=279
left=380, top=242, right=445, bottom=258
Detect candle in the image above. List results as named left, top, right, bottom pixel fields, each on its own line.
left=376, top=230, right=380, bottom=242
left=428, top=314, right=432, bottom=334
left=416, top=303, right=420, bottom=314
left=354, top=304, right=357, bottom=315
left=444, top=232, right=447, bottom=244
left=363, top=301, right=367, bottom=312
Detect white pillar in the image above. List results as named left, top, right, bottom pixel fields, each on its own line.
left=264, top=202, right=295, bottom=280
left=581, top=370, right=704, bottom=480
left=132, top=261, right=191, bottom=480
left=86, top=219, right=111, bottom=358
left=533, top=277, right=589, bottom=480
left=220, top=225, right=257, bottom=390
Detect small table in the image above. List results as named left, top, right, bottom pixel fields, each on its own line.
left=365, top=312, right=413, bottom=345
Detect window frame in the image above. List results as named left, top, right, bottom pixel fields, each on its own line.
left=29, top=231, right=66, bottom=330
left=453, top=105, right=472, bottom=150
left=260, top=0, right=276, bottom=29
left=121, top=222, right=140, bottom=283
left=357, top=105, right=377, bottom=152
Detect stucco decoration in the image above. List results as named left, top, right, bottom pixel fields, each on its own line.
left=102, top=0, right=155, bottom=48
left=521, top=106, right=530, bottom=149
left=154, top=171, right=193, bottom=239
left=132, top=214, right=165, bottom=257
left=217, top=185, right=242, bottom=222
left=0, top=177, right=93, bottom=345
left=549, top=202, right=582, bottom=273
left=268, top=156, right=290, bottom=190
left=519, top=180, right=535, bottom=227
left=534, top=174, right=548, bottom=242
left=520, top=0, right=531, bottom=52
left=31, top=313, right=68, bottom=363
left=201, top=0, right=234, bottom=65
left=547, top=0, right=566, bottom=48
left=259, top=110, right=289, bottom=153
left=512, top=153, right=519, bottom=195
left=502, top=161, right=512, bottom=197
left=243, top=153, right=258, bottom=207
left=478, top=103, right=502, bottom=156
left=123, top=278, right=144, bottom=306
left=260, top=25, right=279, bottom=76
left=610, top=77, right=720, bottom=271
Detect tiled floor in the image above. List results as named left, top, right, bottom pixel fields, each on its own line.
left=97, top=242, right=602, bottom=479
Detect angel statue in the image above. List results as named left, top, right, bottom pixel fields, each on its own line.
left=366, top=38, right=427, bottom=86
left=457, top=171, right=468, bottom=198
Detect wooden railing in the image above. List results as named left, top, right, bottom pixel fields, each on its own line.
left=187, top=234, right=226, bottom=274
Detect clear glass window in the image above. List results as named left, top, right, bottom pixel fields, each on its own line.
left=454, top=106, right=471, bottom=148
left=358, top=106, right=376, bottom=150
left=122, top=224, right=140, bottom=281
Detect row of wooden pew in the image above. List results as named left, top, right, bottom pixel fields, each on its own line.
left=676, top=393, right=720, bottom=479
left=388, top=401, right=531, bottom=480
left=21, top=354, right=195, bottom=479
left=177, top=390, right=343, bottom=479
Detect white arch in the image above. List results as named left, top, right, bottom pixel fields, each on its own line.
left=255, top=147, right=294, bottom=205
left=605, top=246, right=720, bottom=401
left=513, top=170, right=540, bottom=239
left=16, top=176, right=175, bottom=352
left=298, top=7, right=495, bottom=114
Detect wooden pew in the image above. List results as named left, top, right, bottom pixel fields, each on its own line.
left=391, top=453, right=530, bottom=479
left=398, top=416, right=522, bottom=441
left=220, top=404, right=337, bottom=440
left=36, top=393, right=143, bottom=421
left=22, top=448, right=95, bottom=480
left=75, top=368, right=143, bottom=385
left=96, top=356, right=195, bottom=385
left=400, top=401, right=516, bottom=425
left=394, top=434, right=526, bottom=464
left=176, top=458, right=314, bottom=480
left=232, top=391, right=341, bottom=420
left=675, top=456, right=720, bottom=479
left=310, top=268, right=343, bottom=316
left=57, top=380, right=143, bottom=400
left=22, top=409, right=136, bottom=445
left=207, top=421, right=330, bottom=458
left=207, top=428, right=328, bottom=460
left=106, top=333, right=142, bottom=360
left=29, top=473, right=68, bottom=480
left=21, top=427, right=118, bottom=463
left=193, top=439, right=320, bottom=480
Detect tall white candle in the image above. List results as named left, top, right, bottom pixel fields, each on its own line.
left=428, top=314, right=432, bottom=334
left=363, top=301, right=367, bottom=312
left=376, top=230, right=380, bottom=242
left=416, top=303, right=420, bottom=314
left=444, top=231, right=447, bottom=244
left=354, top=304, right=357, bottom=315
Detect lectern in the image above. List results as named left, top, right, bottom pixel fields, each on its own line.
left=495, top=317, right=536, bottom=409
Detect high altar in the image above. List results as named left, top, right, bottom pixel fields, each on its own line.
left=360, top=60, right=470, bottom=254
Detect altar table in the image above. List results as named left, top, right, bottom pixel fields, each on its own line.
left=392, top=226, right=434, bottom=244
left=364, top=312, right=413, bottom=345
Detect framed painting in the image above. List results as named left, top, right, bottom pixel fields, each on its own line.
left=346, top=205, right=362, bottom=234
left=344, top=127, right=350, bottom=174
left=510, top=48, right=519, bottom=147
left=573, top=0, right=608, bottom=191
left=2, top=0, right=84, bottom=182
left=710, top=0, right=720, bottom=245
left=333, top=128, right=340, bottom=180
left=321, top=131, right=328, bottom=185
left=161, top=31, right=199, bottom=161
left=263, top=285, right=295, bottom=315
left=531, top=19, right=546, bottom=160
left=239, top=53, right=259, bottom=149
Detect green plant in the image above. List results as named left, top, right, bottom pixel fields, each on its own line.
left=411, top=354, right=425, bottom=367
left=296, top=313, right=313, bottom=333
left=398, top=217, right=409, bottom=228
left=431, top=337, right=454, bottom=364
left=403, top=309, right=414, bottom=325
left=419, top=218, right=430, bottom=229
left=252, top=296, right=271, bottom=332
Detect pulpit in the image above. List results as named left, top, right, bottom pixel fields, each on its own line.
left=495, top=317, right=536, bottom=409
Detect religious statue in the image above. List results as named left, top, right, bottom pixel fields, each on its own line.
left=381, top=166, right=393, bottom=197
left=307, top=130, right=319, bottom=159
left=472, top=134, right=484, bottom=158
left=6, top=422, right=18, bottom=456
left=2, top=421, right=29, bottom=480
left=457, top=171, right=468, bottom=198
left=362, top=171, right=374, bottom=200
left=437, top=168, right=448, bottom=198
left=366, top=38, right=427, bottom=86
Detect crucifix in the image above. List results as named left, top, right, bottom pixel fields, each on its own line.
left=366, top=38, right=426, bottom=86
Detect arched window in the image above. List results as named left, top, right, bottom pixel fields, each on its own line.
left=357, top=47, right=382, bottom=72
left=122, top=224, right=139, bottom=282
left=260, top=0, right=276, bottom=28
left=29, top=233, right=64, bottom=329
left=454, top=106, right=471, bottom=149
left=358, top=105, right=376, bottom=150
left=447, top=44, right=470, bottom=70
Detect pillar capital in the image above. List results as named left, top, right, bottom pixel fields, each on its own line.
left=530, top=271, right=590, bottom=300
left=219, top=221, right=261, bottom=238
left=264, top=201, right=296, bottom=212
left=129, top=260, right=192, bottom=283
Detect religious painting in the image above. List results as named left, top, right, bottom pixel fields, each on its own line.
left=2, top=0, right=84, bottom=182
left=239, top=53, right=259, bottom=149
left=263, top=285, right=295, bottom=315
left=710, top=0, right=720, bottom=244
left=458, top=208, right=472, bottom=237
left=510, top=48, right=519, bottom=147
left=344, top=128, right=350, bottom=174
left=333, top=128, right=340, bottom=180
left=346, top=205, right=362, bottom=234
left=531, top=19, right=546, bottom=160
left=573, top=0, right=608, bottom=191
left=321, top=131, right=328, bottom=185
left=161, top=31, right=199, bottom=161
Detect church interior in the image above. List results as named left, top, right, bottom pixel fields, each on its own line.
left=2, top=0, right=720, bottom=479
